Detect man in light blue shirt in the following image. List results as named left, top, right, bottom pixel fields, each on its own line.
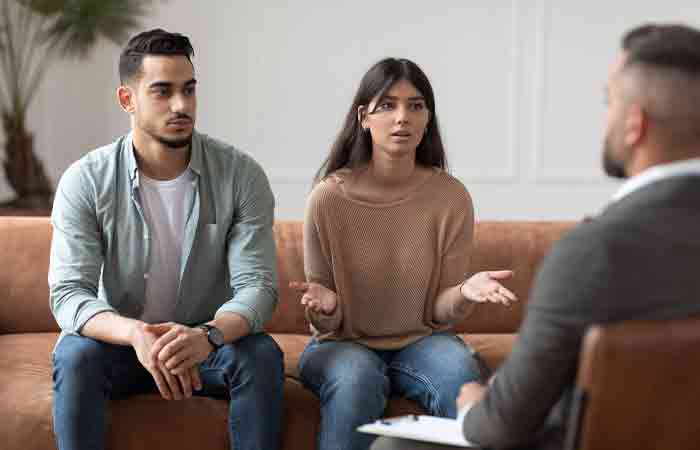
left=49, top=29, right=283, bottom=450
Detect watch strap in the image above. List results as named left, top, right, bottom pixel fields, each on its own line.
left=197, top=324, right=223, bottom=350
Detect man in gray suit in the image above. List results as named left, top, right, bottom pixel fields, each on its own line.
left=371, top=23, right=700, bottom=450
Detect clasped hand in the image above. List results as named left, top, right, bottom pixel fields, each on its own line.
left=131, top=322, right=212, bottom=400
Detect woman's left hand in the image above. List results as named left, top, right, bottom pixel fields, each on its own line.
left=460, top=270, right=518, bottom=306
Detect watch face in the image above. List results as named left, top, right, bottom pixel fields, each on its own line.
left=209, top=326, right=225, bottom=347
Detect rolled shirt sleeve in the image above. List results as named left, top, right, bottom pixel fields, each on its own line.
left=49, top=162, right=116, bottom=334
left=216, top=156, right=278, bottom=332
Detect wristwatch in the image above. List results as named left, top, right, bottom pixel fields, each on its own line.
left=197, top=324, right=224, bottom=351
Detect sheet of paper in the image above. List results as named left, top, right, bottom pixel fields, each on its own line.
left=357, top=415, right=478, bottom=448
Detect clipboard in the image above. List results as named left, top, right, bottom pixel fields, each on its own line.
left=357, top=414, right=479, bottom=448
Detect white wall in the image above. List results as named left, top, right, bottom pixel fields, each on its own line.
left=4, top=0, right=700, bottom=220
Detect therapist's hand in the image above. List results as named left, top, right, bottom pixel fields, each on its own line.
left=457, top=381, right=488, bottom=411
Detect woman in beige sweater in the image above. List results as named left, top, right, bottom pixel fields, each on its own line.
left=291, top=58, right=516, bottom=450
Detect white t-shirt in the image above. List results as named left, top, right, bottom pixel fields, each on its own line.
left=138, top=168, right=196, bottom=323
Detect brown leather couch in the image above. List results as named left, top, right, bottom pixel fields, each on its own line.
left=0, top=217, right=573, bottom=450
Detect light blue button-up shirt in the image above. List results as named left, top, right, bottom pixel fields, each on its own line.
left=49, top=131, right=278, bottom=344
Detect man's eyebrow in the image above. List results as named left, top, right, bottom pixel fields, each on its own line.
left=147, top=78, right=197, bottom=89
left=148, top=81, right=172, bottom=89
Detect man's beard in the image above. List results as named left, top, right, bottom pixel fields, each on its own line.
left=138, top=115, right=194, bottom=150
left=153, top=132, right=193, bottom=149
left=602, top=134, right=627, bottom=179
left=144, top=127, right=193, bottom=149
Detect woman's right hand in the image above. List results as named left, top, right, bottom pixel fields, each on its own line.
left=290, top=281, right=338, bottom=315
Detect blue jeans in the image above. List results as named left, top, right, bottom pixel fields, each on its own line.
left=298, top=332, right=482, bottom=450
left=52, top=332, right=284, bottom=450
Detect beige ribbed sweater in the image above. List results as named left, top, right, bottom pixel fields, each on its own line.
left=304, top=168, right=474, bottom=349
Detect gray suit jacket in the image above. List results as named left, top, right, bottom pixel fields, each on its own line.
left=463, top=175, right=700, bottom=450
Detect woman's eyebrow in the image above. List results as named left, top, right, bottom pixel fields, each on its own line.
left=382, top=95, right=425, bottom=101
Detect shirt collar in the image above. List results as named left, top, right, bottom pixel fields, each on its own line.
left=188, top=131, right=203, bottom=176
left=611, top=157, right=700, bottom=203
left=125, top=132, right=138, bottom=182
left=125, top=130, right=203, bottom=184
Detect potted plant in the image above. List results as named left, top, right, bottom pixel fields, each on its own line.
left=0, top=0, right=150, bottom=210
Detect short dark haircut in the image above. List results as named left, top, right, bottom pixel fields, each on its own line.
left=315, top=58, right=447, bottom=183
left=119, top=29, right=194, bottom=84
left=622, top=24, right=700, bottom=74
left=619, top=24, right=700, bottom=148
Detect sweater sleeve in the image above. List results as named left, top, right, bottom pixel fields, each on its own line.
left=303, top=184, right=343, bottom=333
left=440, top=186, right=475, bottom=289
left=432, top=185, right=475, bottom=323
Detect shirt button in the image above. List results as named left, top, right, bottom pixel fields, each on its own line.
left=144, top=273, right=150, bottom=279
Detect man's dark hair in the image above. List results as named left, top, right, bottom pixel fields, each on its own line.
left=622, top=24, right=700, bottom=74
left=119, top=29, right=194, bottom=84
left=620, top=24, right=700, bottom=149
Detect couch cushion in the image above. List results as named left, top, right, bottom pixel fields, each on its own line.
left=461, top=333, right=518, bottom=371
left=0, top=218, right=57, bottom=334
left=266, top=222, right=309, bottom=334
left=0, top=333, right=312, bottom=450
left=0, top=333, right=56, bottom=450
left=0, top=333, right=236, bottom=450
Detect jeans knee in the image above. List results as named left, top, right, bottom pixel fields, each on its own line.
left=53, top=336, right=106, bottom=379
left=323, top=364, right=389, bottom=411
left=218, top=333, right=284, bottom=385
left=246, top=333, right=283, bottom=371
left=301, top=342, right=388, bottom=398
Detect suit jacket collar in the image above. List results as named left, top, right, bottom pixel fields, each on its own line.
left=602, top=174, right=700, bottom=218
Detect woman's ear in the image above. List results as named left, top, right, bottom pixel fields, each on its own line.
left=357, top=105, right=367, bottom=130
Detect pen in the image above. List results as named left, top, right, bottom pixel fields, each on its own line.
left=379, top=415, right=419, bottom=425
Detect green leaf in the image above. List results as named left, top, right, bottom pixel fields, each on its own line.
left=18, top=0, right=69, bottom=16
left=42, top=0, right=151, bottom=58
left=1, top=0, right=152, bottom=120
